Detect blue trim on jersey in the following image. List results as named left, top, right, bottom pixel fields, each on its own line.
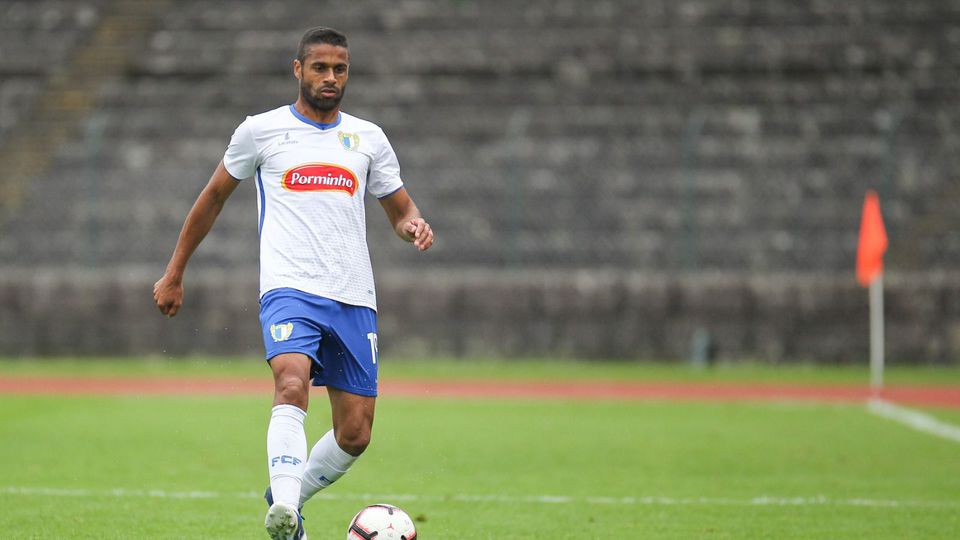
left=376, top=185, right=404, bottom=200
left=288, top=104, right=342, bottom=130
left=256, top=167, right=266, bottom=235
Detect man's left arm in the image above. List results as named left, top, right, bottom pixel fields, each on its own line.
left=378, top=187, right=434, bottom=251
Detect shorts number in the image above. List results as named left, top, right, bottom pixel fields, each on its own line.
left=366, top=332, right=378, bottom=364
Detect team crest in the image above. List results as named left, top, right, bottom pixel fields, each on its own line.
left=338, top=131, right=360, bottom=151
left=270, top=322, right=294, bottom=342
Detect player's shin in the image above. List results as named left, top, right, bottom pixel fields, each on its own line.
left=298, top=428, right=358, bottom=507
left=267, top=404, right=308, bottom=507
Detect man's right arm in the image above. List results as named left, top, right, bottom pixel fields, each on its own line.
left=153, top=160, right=241, bottom=317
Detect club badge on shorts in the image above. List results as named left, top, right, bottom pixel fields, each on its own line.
left=270, top=322, right=294, bottom=342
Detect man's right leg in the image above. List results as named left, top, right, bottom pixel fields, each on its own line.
left=265, top=353, right=312, bottom=539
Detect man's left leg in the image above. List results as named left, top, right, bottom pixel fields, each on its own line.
left=299, top=387, right=375, bottom=507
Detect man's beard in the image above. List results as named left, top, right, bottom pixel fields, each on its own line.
left=301, top=80, right=345, bottom=112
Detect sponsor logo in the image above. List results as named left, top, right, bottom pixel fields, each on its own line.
left=279, top=132, right=298, bottom=146
left=270, top=322, right=294, bottom=342
left=338, top=131, right=360, bottom=151
left=270, top=455, right=302, bottom=467
left=282, top=163, right=358, bottom=196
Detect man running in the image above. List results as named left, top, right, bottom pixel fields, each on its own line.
left=153, top=27, right=433, bottom=539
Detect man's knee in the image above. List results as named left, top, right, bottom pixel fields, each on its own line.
left=270, top=354, right=312, bottom=408
left=336, top=426, right=372, bottom=456
left=274, top=375, right=309, bottom=407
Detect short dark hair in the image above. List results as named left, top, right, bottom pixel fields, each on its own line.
left=297, top=27, right=348, bottom=63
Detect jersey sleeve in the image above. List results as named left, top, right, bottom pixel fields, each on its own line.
left=222, top=117, right=259, bottom=180
left=367, top=128, right=404, bottom=199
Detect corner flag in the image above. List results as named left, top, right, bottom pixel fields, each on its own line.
left=856, top=190, right=888, bottom=392
left=856, top=190, right=888, bottom=287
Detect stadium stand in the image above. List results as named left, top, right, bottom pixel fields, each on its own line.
left=1, top=0, right=958, bottom=360
left=0, top=1, right=102, bottom=140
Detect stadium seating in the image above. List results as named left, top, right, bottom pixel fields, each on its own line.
left=1, top=0, right=958, bottom=272
left=0, top=1, right=104, bottom=141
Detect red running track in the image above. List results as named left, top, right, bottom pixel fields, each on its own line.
left=0, top=376, right=958, bottom=408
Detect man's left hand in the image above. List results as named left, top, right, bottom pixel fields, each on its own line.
left=402, top=218, right=434, bottom=251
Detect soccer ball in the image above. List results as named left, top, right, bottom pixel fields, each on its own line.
left=347, top=503, right=417, bottom=540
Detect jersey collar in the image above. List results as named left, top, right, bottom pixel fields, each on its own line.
left=288, top=104, right=342, bottom=130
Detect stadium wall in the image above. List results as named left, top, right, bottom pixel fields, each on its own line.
left=2, top=270, right=957, bottom=364
left=2, top=1, right=958, bottom=366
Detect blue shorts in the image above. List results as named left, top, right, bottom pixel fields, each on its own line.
left=259, top=288, right=379, bottom=397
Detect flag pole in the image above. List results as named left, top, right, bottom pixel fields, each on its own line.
left=869, top=274, right=884, bottom=392
left=857, top=190, right=888, bottom=395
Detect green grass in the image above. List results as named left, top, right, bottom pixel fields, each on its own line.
left=920, top=406, right=960, bottom=426
left=0, top=359, right=959, bottom=538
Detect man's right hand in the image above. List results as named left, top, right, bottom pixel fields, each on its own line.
left=152, top=161, right=240, bottom=318
left=153, top=274, right=184, bottom=317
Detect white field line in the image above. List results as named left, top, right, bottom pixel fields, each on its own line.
left=1, top=486, right=957, bottom=509
left=867, top=398, right=960, bottom=444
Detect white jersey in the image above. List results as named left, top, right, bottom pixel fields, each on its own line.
left=222, top=105, right=404, bottom=311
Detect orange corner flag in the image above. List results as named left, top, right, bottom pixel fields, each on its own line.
left=856, top=190, right=888, bottom=287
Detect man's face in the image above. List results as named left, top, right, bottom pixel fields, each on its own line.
left=294, top=43, right=349, bottom=112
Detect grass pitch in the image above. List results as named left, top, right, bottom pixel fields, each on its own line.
left=0, top=358, right=958, bottom=539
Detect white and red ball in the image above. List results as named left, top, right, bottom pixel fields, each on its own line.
left=347, top=504, right=417, bottom=540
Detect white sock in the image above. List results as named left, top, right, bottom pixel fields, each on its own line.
left=267, top=404, right=307, bottom=508
left=299, top=429, right=358, bottom=507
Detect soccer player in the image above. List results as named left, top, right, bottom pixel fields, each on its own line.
left=153, top=27, right=433, bottom=540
